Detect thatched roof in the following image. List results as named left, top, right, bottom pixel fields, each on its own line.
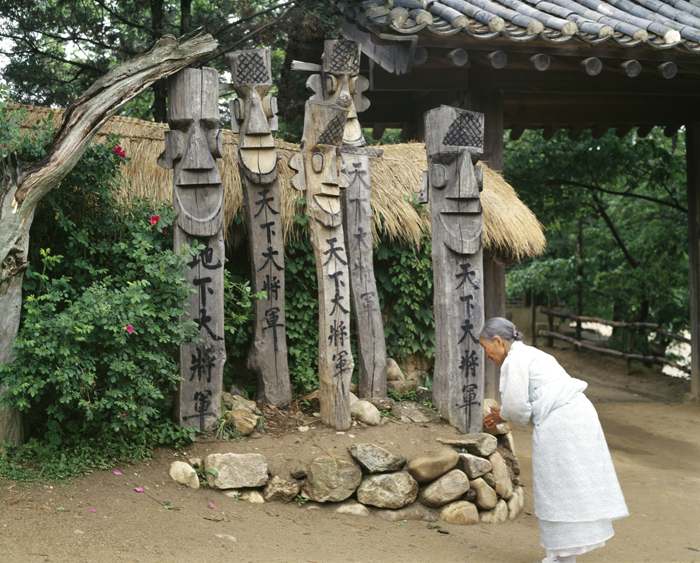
left=16, top=105, right=545, bottom=263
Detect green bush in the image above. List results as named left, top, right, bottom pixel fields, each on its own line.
left=0, top=135, right=200, bottom=451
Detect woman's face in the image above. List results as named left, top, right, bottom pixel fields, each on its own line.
left=479, top=335, right=510, bottom=366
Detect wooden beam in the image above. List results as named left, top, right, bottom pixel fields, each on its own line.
left=664, top=124, right=681, bottom=137
left=413, top=46, right=428, bottom=66
left=688, top=120, right=700, bottom=402
left=528, top=54, right=551, bottom=72
left=371, top=124, right=386, bottom=140
left=657, top=61, right=677, bottom=80
left=580, top=57, right=602, bottom=76
left=543, top=125, right=557, bottom=140
left=618, top=60, right=642, bottom=78
left=637, top=124, right=654, bottom=137
left=568, top=124, right=586, bottom=140
left=369, top=65, right=469, bottom=91
left=616, top=124, right=634, bottom=138
left=591, top=124, right=609, bottom=139
left=509, top=124, right=526, bottom=141
left=486, top=51, right=507, bottom=69
left=447, top=49, right=469, bottom=67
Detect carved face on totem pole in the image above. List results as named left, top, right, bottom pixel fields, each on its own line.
left=226, top=49, right=278, bottom=183
left=420, top=106, right=485, bottom=254
left=289, top=101, right=349, bottom=228
left=157, top=67, right=223, bottom=237
left=307, top=40, right=370, bottom=147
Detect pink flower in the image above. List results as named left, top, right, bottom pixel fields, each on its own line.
left=209, top=503, right=217, bottom=509
left=163, top=228, right=168, bottom=235
left=88, top=509, right=96, bottom=513
left=134, top=487, right=143, bottom=493
left=125, top=325, right=134, bottom=334
left=150, top=215, right=160, bottom=226
left=122, top=413, right=126, bottom=418
left=112, top=470, right=122, bottom=476
left=113, top=145, right=126, bottom=158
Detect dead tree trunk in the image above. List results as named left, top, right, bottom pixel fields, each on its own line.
left=0, top=33, right=218, bottom=444
left=289, top=100, right=353, bottom=431
left=422, top=106, right=486, bottom=434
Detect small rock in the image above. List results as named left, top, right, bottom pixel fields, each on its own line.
left=349, top=393, right=359, bottom=406
left=437, top=433, right=498, bottom=457
left=469, top=477, right=497, bottom=510
left=407, top=449, right=459, bottom=483
left=392, top=401, right=440, bottom=423
left=457, top=453, right=492, bottom=479
left=205, top=453, right=269, bottom=489
left=188, top=457, right=203, bottom=468
left=263, top=475, right=300, bottom=503
left=508, top=486, right=524, bottom=520
left=348, top=443, right=406, bottom=473
left=463, top=489, right=477, bottom=503
left=440, top=501, right=479, bottom=525
left=222, top=392, right=234, bottom=409
left=498, top=431, right=516, bottom=456
left=232, top=395, right=259, bottom=415
left=230, top=408, right=259, bottom=436
left=480, top=499, right=508, bottom=524
left=387, top=380, right=417, bottom=395
left=336, top=500, right=371, bottom=517
left=364, top=397, right=393, bottom=411
left=488, top=452, right=513, bottom=500
left=74, top=530, right=85, bottom=535
left=249, top=431, right=263, bottom=439
left=291, top=467, right=307, bottom=480
left=299, top=390, right=320, bottom=411
left=229, top=384, right=247, bottom=398
left=350, top=400, right=381, bottom=426
left=299, top=426, right=309, bottom=432
left=482, top=472, right=496, bottom=489
left=386, top=358, right=405, bottom=381
left=356, top=472, right=418, bottom=509
left=496, top=443, right=521, bottom=481
left=241, top=490, right=265, bottom=504
left=418, top=469, right=470, bottom=508
left=375, top=502, right=439, bottom=522
left=416, top=386, right=432, bottom=404
left=169, top=461, right=199, bottom=489
left=214, top=533, right=238, bottom=543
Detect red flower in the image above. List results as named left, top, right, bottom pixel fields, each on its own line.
left=163, top=228, right=168, bottom=235
left=122, top=413, right=127, bottom=418
left=125, top=325, right=134, bottom=334
left=150, top=215, right=160, bottom=226
left=113, top=145, right=126, bottom=158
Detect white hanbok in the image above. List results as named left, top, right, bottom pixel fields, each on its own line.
left=499, top=341, right=628, bottom=558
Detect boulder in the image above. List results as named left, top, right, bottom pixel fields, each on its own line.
left=302, top=457, right=362, bottom=503
left=469, top=477, right=498, bottom=510
left=508, top=486, right=524, bottom=520
left=392, top=401, right=440, bottom=423
left=364, top=397, right=393, bottom=411
left=356, top=472, right=418, bottom=509
left=205, top=453, right=268, bottom=489
left=263, top=475, right=300, bottom=503
left=488, top=452, right=513, bottom=500
left=336, top=500, right=371, bottom=517
left=386, top=358, right=405, bottom=381
left=375, top=502, right=439, bottom=522
left=229, top=408, right=259, bottom=436
left=440, top=501, right=479, bottom=525
left=407, top=448, right=459, bottom=483
left=350, top=400, right=381, bottom=426
left=437, top=434, right=498, bottom=457
left=480, top=499, right=508, bottom=524
left=457, top=453, right=492, bottom=479
left=418, top=469, right=471, bottom=508
left=232, top=395, right=259, bottom=414
left=348, top=443, right=406, bottom=473
left=169, top=461, right=199, bottom=489
left=496, top=443, right=521, bottom=481
left=387, top=380, right=417, bottom=396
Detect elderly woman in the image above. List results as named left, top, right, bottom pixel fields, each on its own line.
left=480, top=317, right=628, bottom=563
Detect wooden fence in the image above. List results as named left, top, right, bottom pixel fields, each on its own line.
left=536, top=306, right=690, bottom=375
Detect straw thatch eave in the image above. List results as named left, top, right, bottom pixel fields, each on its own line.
left=15, top=105, right=545, bottom=263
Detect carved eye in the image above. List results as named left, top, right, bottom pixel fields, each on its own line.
left=262, top=95, right=277, bottom=119
left=325, top=75, right=337, bottom=94
left=430, top=164, right=448, bottom=189
left=164, top=130, right=185, bottom=161
left=311, top=152, right=324, bottom=173
left=232, top=98, right=243, bottom=122
left=208, top=129, right=223, bottom=159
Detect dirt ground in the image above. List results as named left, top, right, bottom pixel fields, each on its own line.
left=1, top=343, right=699, bottom=563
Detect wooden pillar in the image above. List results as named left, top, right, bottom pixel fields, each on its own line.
left=687, top=120, right=700, bottom=402
left=423, top=106, right=485, bottom=434
left=226, top=49, right=292, bottom=406
left=483, top=250, right=505, bottom=403
left=310, top=39, right=388, bottom=399
left=289, top=101, right=354, bottom=430
left=158, top=68, right=224, bottom=430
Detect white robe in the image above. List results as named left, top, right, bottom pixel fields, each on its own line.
left=499, top=341, right=628, bottom=555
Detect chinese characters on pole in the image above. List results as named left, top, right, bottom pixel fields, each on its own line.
left=289, top=100, right=354, bottom=430
left=421, top=106, right=486, bottom=433
left=226, top=49, right=292, bottom=405
left=157, top=67, right=224, bottom=430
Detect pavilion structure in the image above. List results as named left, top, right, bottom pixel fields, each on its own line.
left=289, top=0, right=700, bottom=401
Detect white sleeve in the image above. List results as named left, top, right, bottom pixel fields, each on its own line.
left=498, top=354, right=532, bottom=426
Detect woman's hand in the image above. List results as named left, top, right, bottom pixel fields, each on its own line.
left=483, top=405, right=505, bottom=429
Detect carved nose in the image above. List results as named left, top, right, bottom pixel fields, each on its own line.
left=246, top=94, right=271, bottom=135
left=336, top=90, right=352, bottom=107
left=181, top=125, right=216, bottom=171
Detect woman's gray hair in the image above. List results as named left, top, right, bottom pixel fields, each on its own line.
left=480, top=317, right=523, bottom=342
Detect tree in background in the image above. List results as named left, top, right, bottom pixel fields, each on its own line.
left=504, top=127, right=688, bottom=355
left=0, top=0, right=350, bottom=124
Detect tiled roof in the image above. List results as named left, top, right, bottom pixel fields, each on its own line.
left=338, top=0, right=700, bottom=53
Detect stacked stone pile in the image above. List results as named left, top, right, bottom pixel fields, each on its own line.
left=169, top=426, right=523, bottom=525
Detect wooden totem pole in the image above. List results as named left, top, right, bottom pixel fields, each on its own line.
left=158, top=67, right=224, bottom=431
left=289, top=101, right=353, bottom=430
left=294, top=39, right=388, bottom=399
left=420, top=105, right=485, bottom=434
left=226, top=49, right=291, bottom=405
